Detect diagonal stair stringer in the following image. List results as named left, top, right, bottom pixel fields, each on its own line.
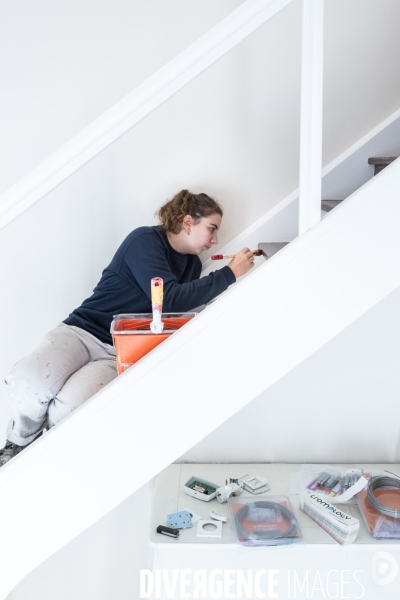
left=0, top=158, right=399, bottom=597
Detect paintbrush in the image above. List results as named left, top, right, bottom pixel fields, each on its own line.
left=211, top=249, right=264, bottom=260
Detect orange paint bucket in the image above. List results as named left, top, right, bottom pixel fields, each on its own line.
left=111, top=313, right=197, bottom=375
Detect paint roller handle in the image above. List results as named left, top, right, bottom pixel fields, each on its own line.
left=150, top=277, right=164, bottom=333
left=227, top=248, right=255, bottom=278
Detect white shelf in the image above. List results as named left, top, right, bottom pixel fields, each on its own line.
left=150, top=462, right=398, bottom=546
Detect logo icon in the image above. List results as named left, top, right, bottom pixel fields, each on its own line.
left=372, top=552, right=398, bottom=586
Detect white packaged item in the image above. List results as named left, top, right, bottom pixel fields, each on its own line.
left=239, top=474, right=270, bottom=495
left=300, top=490, right=359, bottom=545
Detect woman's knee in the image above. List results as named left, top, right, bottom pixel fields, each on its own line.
left=47, top=359, right=117, bottom=427
left=5, top=372, right=53, bottom=419
left=5, top=329, right=91, bottom=409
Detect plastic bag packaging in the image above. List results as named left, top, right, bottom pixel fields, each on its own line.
left=229, top=495, right=303, bottom=547
left=357, top=485, right=400, bottom=539
left=297, top=464, right=373, bottom=505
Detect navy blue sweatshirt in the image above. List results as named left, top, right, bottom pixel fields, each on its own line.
left=64, top=226, right=236, bottom=344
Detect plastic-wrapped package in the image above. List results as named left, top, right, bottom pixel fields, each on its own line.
left=300, top=490, right=359, bottom=545
left=299, top=465, right=372, bottom=505
left=228, top=496, right=303, bottom=547
left=357, top=478, right=400, bottom=539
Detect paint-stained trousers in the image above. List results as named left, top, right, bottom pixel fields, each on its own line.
left=5, top=323, right=117, bottom=446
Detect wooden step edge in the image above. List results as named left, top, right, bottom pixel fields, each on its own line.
left=321, top=200, right=343, bottom=212
left=368, top=157, right=398, bottom=165
left=258, top=242, right=289, bottom=259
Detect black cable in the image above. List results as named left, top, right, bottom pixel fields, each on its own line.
left=234, top=500, right=298, bottom=542
left=366, top=476, right=400, bottom=518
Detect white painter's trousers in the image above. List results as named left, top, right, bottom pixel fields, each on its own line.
left=5, top=323, right=117, bottom=446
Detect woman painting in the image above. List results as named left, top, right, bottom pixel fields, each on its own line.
left=0, top=189, right=254, bottom=466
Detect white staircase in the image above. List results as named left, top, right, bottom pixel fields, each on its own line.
left=1, top=0, right=400, bottom=596
left=0, top=157, right=399, bottom=597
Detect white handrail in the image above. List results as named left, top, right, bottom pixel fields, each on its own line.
left=0, top=0, right=293, bottom=233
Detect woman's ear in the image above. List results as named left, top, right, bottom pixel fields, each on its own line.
left=182, top=215, right=193, bottom=235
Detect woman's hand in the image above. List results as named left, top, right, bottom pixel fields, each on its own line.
left=228, top=248, right=255, bottom=278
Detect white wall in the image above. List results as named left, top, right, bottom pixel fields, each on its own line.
left=0, top=0, right=241, bottom=193
left=2, top=0, right=400, bottom=234
left=321, top=114, right=400, bottom=201
left=323, top=0, right=400, bottom=166
left=179, top=285, right=400, bottom=464
left=12, top=480, right=154, bottom=600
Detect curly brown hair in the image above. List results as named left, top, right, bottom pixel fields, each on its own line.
left=156, top=189, right=223, bottom=234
